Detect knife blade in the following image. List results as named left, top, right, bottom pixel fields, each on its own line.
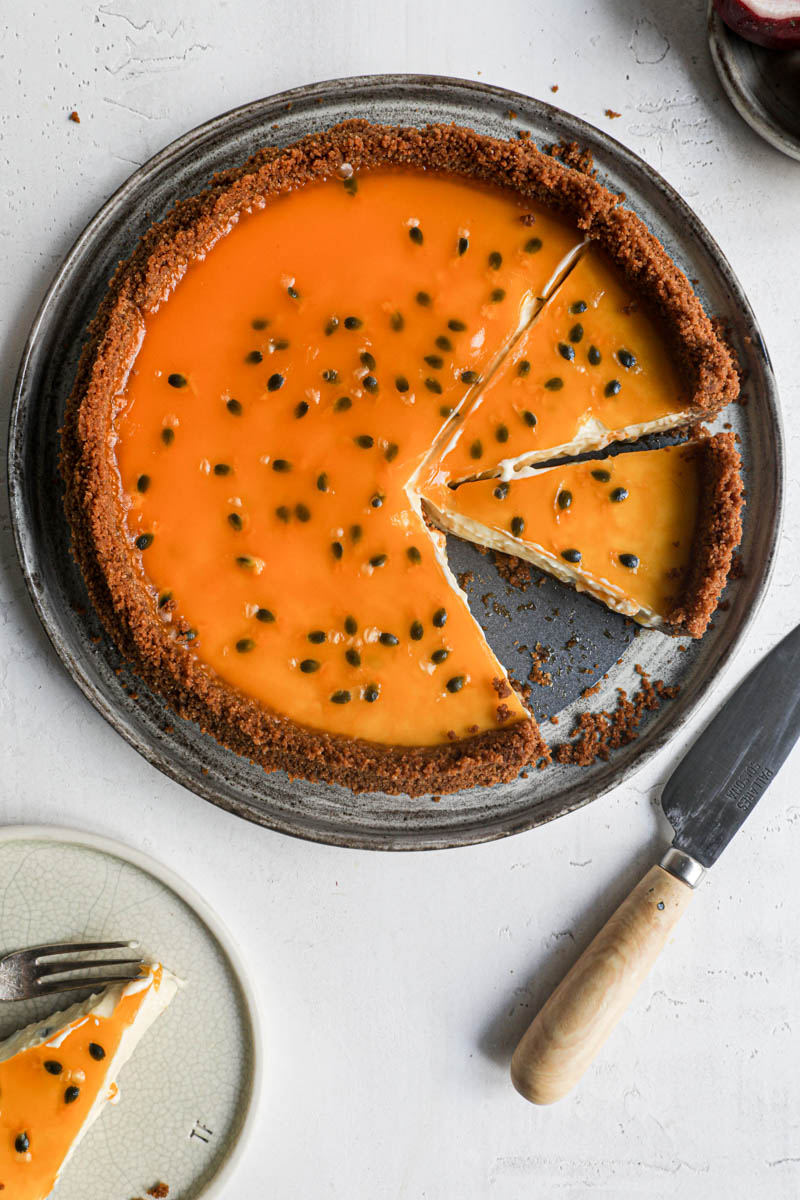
left=662, top=622, right=800, bottom=869
left=511, top=623, right=800, bottom=1105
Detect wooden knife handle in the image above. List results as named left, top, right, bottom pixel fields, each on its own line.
left=510, top=864, right=693, bottom=1105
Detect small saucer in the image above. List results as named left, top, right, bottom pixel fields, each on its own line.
left=708, top=2, right=800, bottom=161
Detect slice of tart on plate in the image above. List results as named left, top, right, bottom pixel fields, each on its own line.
left=430, top=241, right=738, bottom=484
left=423, top=434, right=743, bottom=637
left=0, top=963, right=180, bottom=1199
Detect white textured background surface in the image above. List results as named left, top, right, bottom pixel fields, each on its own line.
left=1, top=2, right=799, bottom=1196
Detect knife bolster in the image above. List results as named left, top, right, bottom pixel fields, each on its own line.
left=660, top=846, right=705, bottom=888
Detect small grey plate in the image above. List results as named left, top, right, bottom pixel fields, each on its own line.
left=0, top=825, right=261, bottom=1200
left=709, top=1, right=800, bottom=161
left=7, top=74, right=783, bottom=851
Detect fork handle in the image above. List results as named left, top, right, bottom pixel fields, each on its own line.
left=510, top=865, right=693, bottom=1105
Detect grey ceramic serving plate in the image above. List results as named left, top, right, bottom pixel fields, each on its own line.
left=708, top=1, right=800, bottom=162
left=8, top=74, right=783, bottom=851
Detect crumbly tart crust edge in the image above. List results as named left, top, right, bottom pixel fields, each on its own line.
left=61, top=119, right=737, bottom=794
left=666, top=431, right=744, bottom=639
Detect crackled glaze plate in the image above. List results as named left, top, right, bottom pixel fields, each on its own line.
left=0, top=827, right=260, bottom=1200
left=8, top=74, right=783, bottom=850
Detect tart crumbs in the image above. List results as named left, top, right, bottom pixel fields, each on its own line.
left=69, top=110, right=80, bottom=123
left=552, top=666, right=679, bottom=765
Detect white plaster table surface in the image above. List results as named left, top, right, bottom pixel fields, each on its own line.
left=1, top=2, right=799, bottom=1196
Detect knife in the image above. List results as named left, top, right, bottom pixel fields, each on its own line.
left=510, top=622, right=800, bottom=1105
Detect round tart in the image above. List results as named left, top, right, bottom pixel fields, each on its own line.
left=61, top=121, right=740, bottom=796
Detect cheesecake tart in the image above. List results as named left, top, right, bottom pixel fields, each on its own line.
left=0, top=964, right=179, bottom=1199
left=61, top=120, right=740, bottom=795
left=423, top=434, right=743, bottom=637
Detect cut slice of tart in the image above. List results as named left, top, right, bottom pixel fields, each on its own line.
left=423, top=434, right=743, bottom=637
left=430, top=245, right=738, bottom=484
left=0, top=963, right=180, bottom=1199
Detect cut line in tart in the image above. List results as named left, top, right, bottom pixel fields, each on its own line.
left=61, top=120, right=742, bottom=796
left=423, top=434, right=743, bottom=638
left=0, top=963, right=180, bottom=1199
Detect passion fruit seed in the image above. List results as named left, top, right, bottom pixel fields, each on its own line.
left=410, top=620, right=424, bottom=640
left=494, top=482, right=509, bottom=500
left=416, top=291, right=432, bottom=307
left=409, top=225, right=424, bottom=244
left=496, top=425, right=509, bottom=443
left=407, top=546, right=422, bottom=563
left=469, top=439, right=483, bottom=459
left=345, top=648, right=361, bottom=667
left=15, top=1132, right=30, bottom=1153
left=332, top=542, right=344, bottom=559
left=236, top=555, right=257, bottom=568
left=461, top=370, right=480, bottom=384
left=228, top=512, right=243, bottom=531
left=246, top=350, right=263, bottom=364
left=561, top=548, right=582, bottom=563
left=167, top=373, right=187, bottom=388
left=350, top=524, right=363, bottom=542
left=317, top=473, right=329, bottom=492
left=64, top=1087, right=80, bottom=1104
left=272, top=459, right=291, bottom=472
left=611, top=487, right=629, bottom=503
left=361, top=351, right=377, bottom=370
left=395, top=376, right=410, bottom=393
left=436, top=335, right=453, bottom=352
left=226, top=399, right=243, bottom=416
left=331, top=690, right=352, bottom=703
left=569, top=300, right=588, bottom=314
left=161, top=428, right=175, bottom=445
left=457, top=236, right=469, bottom=255
left=308, top=630, right=326, bottom=643
left=364, top=684, right=380, bottom=702
left=390, top=311, right=404, bottom=331
left=517, top=360, right=531, bottom=377
left=344, top=615, right=358, bottom=634
left=325, top=317, right=339, bottom=335
left=295, top=503, right=311, bottom=522
left=295, top=400, right=309, bottom=418
left=44, top=1060, right=62, bottom=1075
left=371, top=494, right=384, bottom=508
left=619, top=553, right=640, bottom=568
left=524, top=237, right=542, bottom=253
left=363, top=375, right=379, bottom=394
left=370, top=554, right=387, bottom=568
left=273, top=339, right=290, bottom=351
left=557, top=490, right=572, bottom=509
left=252, top=318, right=269, bottom=330
left=300, top=659, right=320, bottom=672
left=287, top=286, right=300, bottom=300
left=490, top=288, right=506, bottom=303
left=236, top=638, right=255, bottom=653
left=558, top=342, right=575, bottom=362
left=424, top=378, right=443, bottom=394
left=433, top=608, right=448, bottom=627
left=522, top=410, right=538, bottom=427
left=488, top=251, right=503, bottom=269
left=604, top=380, right=622, bottom=397
left=256, top=608, right=275, bottom=623
left=344, top=316, right=362, bottom=330
left=136, top=533, right=154, bottom=550
left=343, top=178, right=358, bottom=196
left=569, top=323, right=584, bottom=343
left=267, top=373, right=284, bottom=391
left=588, top=345, right=602, bottom=366
left=424, top=354, right=444, bottom=369
left=214, top=463, right=231, bottom=476
left=136, top=474, right=150, bottom=493
left=158, top=591, right=172, bottom=609
left=276, top=506, right=291, bottom=523
left=322, top=369, right=339, bottom=383
left=440, top=405, right=454, bottom=417
left=617, top=348, right=637, bottom=368
left=447, top=675, right=465, bottom=692
left=380, top=632, right=399, bottom=646
left=591, top=469, right=611, bottom=482
left=448, top=318, right=467, bottom=332
left=335, top=396, right=352, bottom=412
left=431, top=648, right=450, bottom=664
left=384, top=442, right=399, bottom=462
left=355, top=434, right=374, bottom=448
left=544, top=377, right=563, bottom=391
left=511, top=516, right=525, bottom=536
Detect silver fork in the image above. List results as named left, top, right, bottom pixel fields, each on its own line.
left=0, top=940, right=143, bottom=1001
